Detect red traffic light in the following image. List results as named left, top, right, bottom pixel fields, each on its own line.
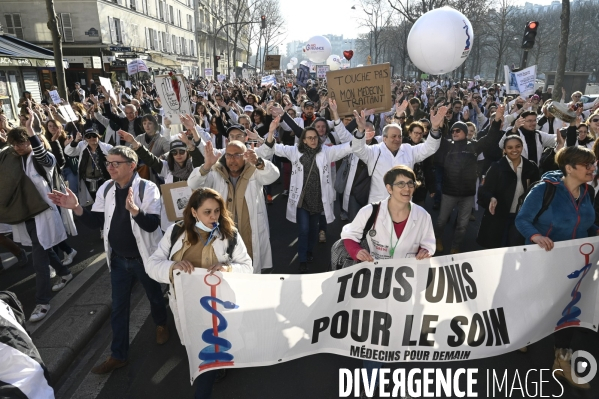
left=528, top=21, right=537, bottom=30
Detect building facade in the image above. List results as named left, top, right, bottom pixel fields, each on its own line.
left=2, top=0, right=198, bottom=92
left=196, top=0, right=250, bottom=77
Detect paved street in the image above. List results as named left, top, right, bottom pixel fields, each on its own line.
left=3, top=185, right=599, bottom=399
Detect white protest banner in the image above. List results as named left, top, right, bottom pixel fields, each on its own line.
left=307, top=61, right=316, bottom=73
left=205, top=68, right=213, bottom=77
left=127, top=58, right=149, bottom=75
left=155, top=74, right=191, bottom=124
left=316, top=65, right=329, bottom=79
left=504, top=65, right=537, bottom=97
left=241, top=69, right=249, bottom=80
left=174, top=237, right=599, bottom=383
left=124, top=81, right=132, bottom=89
left=217, top=74, right=226, bottom=83
left=260, top=75, right=276, bottom=86
left=49, top=90, right=61, bottom=104
left=230, top=71, right=236, bottom=80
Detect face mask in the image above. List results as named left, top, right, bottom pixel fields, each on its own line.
left=195, top=218, right=219, bottom=233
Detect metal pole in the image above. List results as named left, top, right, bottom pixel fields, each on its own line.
left=520, top=50, right=529, bottom=69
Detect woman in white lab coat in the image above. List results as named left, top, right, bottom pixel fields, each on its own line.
left=341, top=165, right=436, bottom=261
left=340, top=165, right=435, bottom=395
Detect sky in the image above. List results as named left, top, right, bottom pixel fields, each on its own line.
left=278, top=0, right=559, bottom=55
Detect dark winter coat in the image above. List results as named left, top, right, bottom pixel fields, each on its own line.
left=476, top=156, right=540, bottom=248
left=437, top=119, right=504, bottom=197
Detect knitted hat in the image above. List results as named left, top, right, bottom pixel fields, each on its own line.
left=451, top=121, right=468, bottom=136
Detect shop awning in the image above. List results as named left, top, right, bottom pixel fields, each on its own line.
left=0, top=35, right=68, bottom=68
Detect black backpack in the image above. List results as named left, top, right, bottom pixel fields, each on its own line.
left=330, top=202, right=380, bottom=271
left=168, top=221, right=238, bottom=260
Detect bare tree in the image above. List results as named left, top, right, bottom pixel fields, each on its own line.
left=356, top=0, right=394, bottom=64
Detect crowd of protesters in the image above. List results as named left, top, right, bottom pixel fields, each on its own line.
left=1, top=72, right=599, bottom=397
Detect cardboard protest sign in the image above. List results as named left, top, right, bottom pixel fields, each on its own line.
left=242, top=69, right=249, bottom=80
left=49, top=90, right=61, bottom=104
left=155, top=74, right=191, bottom=124
left=316, top=65, right=329, bottom=79
left=264, top=55, right=281, bottom=71
left=205, top=68, right=213, bottom=77
left=326, top=63, right=392, bottom=116
left=161, top=181, right=193, bottom=222
left=127, top=58, right=149, bottom=75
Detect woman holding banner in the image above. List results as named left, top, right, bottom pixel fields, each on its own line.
left=339, top=164, right=435, bottom=396
left=147, top=187, right=252, bottom=399
left=515, top=145, right=597, bottom=391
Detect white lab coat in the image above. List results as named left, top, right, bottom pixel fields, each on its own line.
left=340, top=198, right=435, bottom=259
left=64, top=141, right=113, bottom=206
left=187, top=160, right=279, bottom=272
left=150, top=159, right=179, bottom=231
left=351, top=134, right=441, bottom=203
left=12, top=152, right=67, bottom=249
left=147, top=224, right=252, bottom=344
left=261, top=142, right=353, bottom=223
left=93, top=174, right=163, bottom=269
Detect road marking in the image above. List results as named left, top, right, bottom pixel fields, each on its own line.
left=68, top=296, right=151, bottom=399
left=0, top=250, right=31, bottom=270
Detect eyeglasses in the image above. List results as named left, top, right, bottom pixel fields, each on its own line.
left=576, top=163, right=596, bottom=170
left=84, top=134, right=97, bottom=139
left=391, top=181, right=415, bottom=189
left=451, top=128, right=463, bottom=133
left=105, top=161, right=131, bottom=168
left=304, top=136, right=318, bottom=141
left=224, top=153, right=244, bottom=159
left=411, top=130, right=424, bottom=135
left=396, top=116, right=406, bottom=120
left=170, top=149, right=186, bottom=156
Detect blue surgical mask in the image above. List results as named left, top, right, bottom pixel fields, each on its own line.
left=195, top=218, right=219, bottom=233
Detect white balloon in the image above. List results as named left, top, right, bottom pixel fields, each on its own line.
left=407, top=6, right=473, bottom=75
left=326, top=54, right=342, bottom=71
left=290, top=57, right=298, bottom=65
left=356, top=64, right=364, bottom=67
left=287, top=63, right=294, bottom=70
left=303, top=36, right=332, bottom=63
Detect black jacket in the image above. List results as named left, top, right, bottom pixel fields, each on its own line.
left=103, top=102, right=144, bottom=136
left=437, top=119, right=504, bottom=197
left=476, top=156, right=540, bottom=248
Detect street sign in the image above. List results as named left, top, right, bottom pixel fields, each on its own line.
left=109, top=46, right=132, bottom=52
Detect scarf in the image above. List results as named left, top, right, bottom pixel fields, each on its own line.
left=171, top=158, right=194, bottom=181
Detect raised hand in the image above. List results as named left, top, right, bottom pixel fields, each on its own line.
left=180, top=113, right=196, bottom=131
left=462, top=108, right=470, bottom=121
left=430, top=106, right=449, bottom=130
left=244, top=148, right=258, bottom=165
left=125, top=187, right=140, bottom=216
left=204, top=140, right=219, bottom=168
left=178, top=132, right=192, bottom=146
left=396, top=100, right=409, bottom=115
left=117, top=129, right=135, bottom=144
left=353, top=109, right=367, bottom=132
left=75, top=131, right=83, bottom=142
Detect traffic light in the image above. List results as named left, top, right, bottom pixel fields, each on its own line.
left=261, top=15, right=266, bottom=29
left=215, top=55, right=221, bottom=63
left=521, top=21, right=539, bottom=49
